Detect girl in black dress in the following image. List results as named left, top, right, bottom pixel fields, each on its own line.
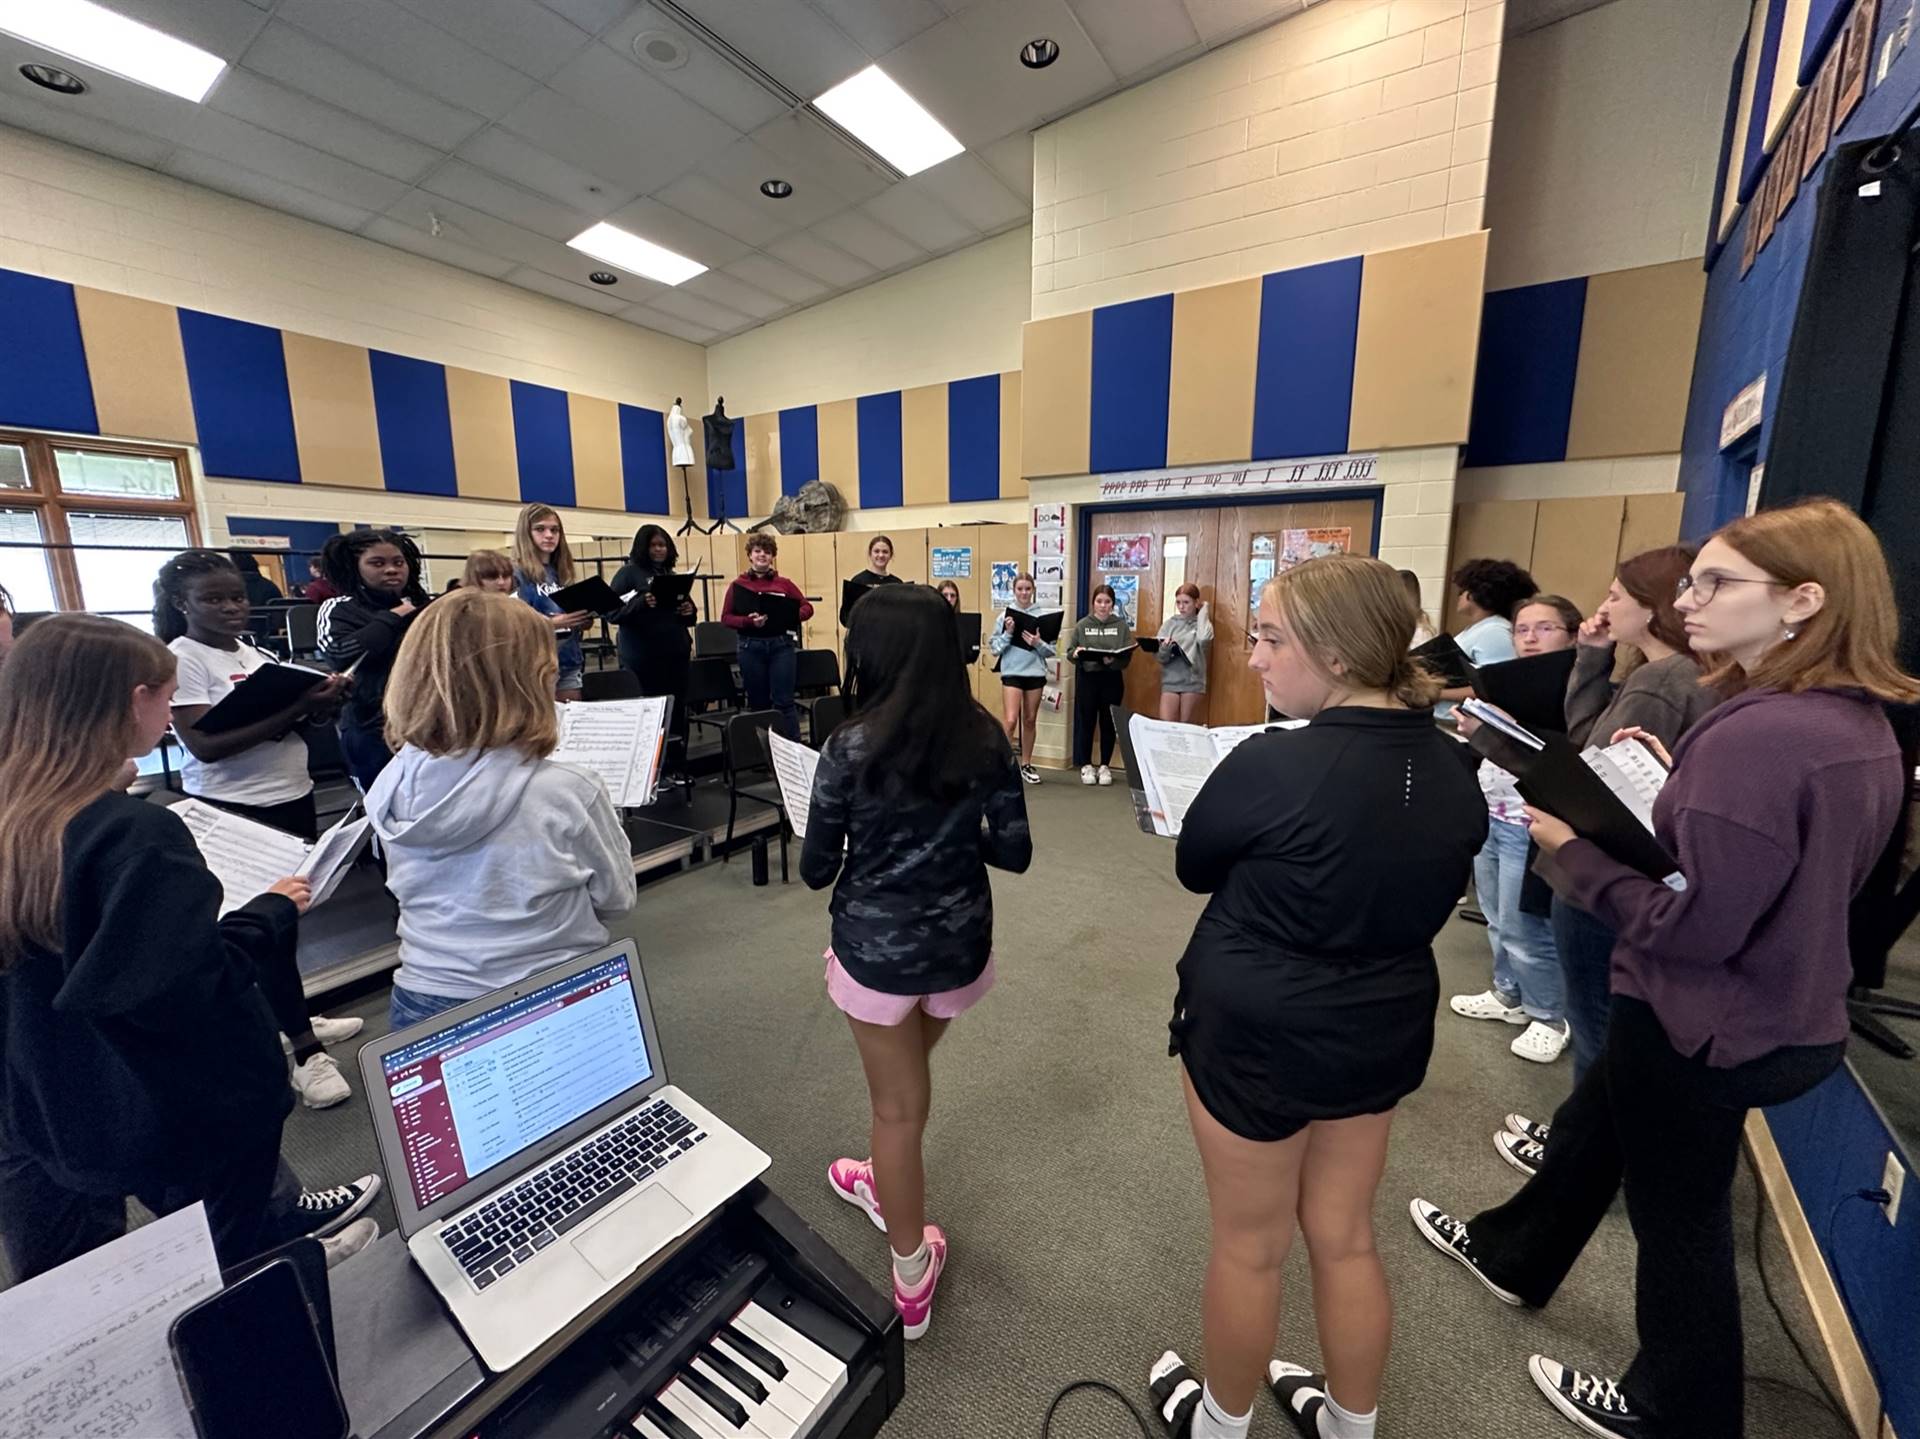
left=609, top=525, right=697, bottom=755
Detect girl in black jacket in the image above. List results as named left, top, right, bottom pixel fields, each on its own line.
left=315, top=528, right=429, bottom=790
left=0, top=617, right=379, bottom=1280
left=608, top=524, right=697, bottom=754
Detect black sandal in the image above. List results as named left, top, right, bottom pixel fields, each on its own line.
left=1148, top=1350, right=1203, bottom=1437
left=1268, top=1363, right=1330, bottom=1439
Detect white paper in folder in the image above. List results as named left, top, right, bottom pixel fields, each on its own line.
left=174, top=800, right=370, bottom=916
left=768, top=730, right=820, bottom=838
left=554, top=697, right=670, bottom=807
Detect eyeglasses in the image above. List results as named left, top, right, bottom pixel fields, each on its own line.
left=1675, top=574, right=1782, bottom=604
left=1513, top=623, right=1567, bottom=637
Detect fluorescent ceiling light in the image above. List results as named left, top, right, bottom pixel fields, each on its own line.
left=567, top=222, right=706, bottom=286
left=813, top=65, right=963, bottom=177
left=0, top=0, right=226, bottom=102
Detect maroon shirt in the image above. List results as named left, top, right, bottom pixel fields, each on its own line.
left=720, top=571, right=813, bottom=634
left=1557, top=687, right=1901, bottom=1067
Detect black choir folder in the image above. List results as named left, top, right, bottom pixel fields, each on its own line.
left=1461, top=700, right=1679, bottom=882
left=195, top=661, right=335, bottom=735
left=731, top=587, right=803, bottom=633
left=1004, top=608, right=1065, bottom=650
left=1412, top=632, right=1471, bottom=687
left=648, top=571, right=697, bottom=605
left=547, top=574, right=623, bottom=616
left=1466, top=647, right=1577, bottom=734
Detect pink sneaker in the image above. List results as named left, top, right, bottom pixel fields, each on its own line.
left=893, top=1225, right=947, bottom=1341
left=827, top=1158, right=886, bottom=1232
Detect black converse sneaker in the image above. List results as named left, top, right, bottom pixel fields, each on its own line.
left=290, top=1174, right=382, bottom=1238
left=1408, top=1199, right=1525, bottom=1305
left=1148, top=1350, right=1202, bottom=1436
left=1528, top=1356, right=1647, bottom=1437
left=1495, top=1127, right=1546, bottom=1177
left=1267, top=1362, right=1332, bottom=1439
left=1505, top=1112, right=1551, bottom=1145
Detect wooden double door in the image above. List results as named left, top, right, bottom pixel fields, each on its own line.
left=1089, top=496, right=1378, bottom=727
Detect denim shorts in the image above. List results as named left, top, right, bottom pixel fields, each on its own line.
left=556, top=668, right=585, bottom=694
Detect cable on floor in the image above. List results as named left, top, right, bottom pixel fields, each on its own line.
left=1040, top=1378, right=1153, bottom=1437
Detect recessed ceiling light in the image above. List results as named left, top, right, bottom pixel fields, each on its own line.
left=812, top=65, right=963, bottom=177
left=0, top=0, right=226, bottom=102
left=759, top=179, right=793, bottom=199
left=567, top=222, right=706, bottom=286
left=19, top=62, right=86, bottom=94
left=588, top=271, right=618, bottom=286
left=1020, top=38, right=1060, bottom=69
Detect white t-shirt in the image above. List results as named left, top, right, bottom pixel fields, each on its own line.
left=168, top=636, right=313, bottom=806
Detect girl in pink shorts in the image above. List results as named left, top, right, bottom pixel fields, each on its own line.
left=798, top=586, right=1032, bottom=1340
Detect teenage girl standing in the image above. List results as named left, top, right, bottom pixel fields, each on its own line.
left=315, top=529, right=430, bottom=792
left=937, top=580, right=980, bottom=663
left=841, top=534, right=904, bottom=624
left=803, top=585, right=1032, bottom=1339
left=989, top=572, right=1052, bottom=785
left=1156, top=584, right=1214, bottom=723
left=609, top=524, right=697, bottom=755
left=1068, top=583, right=1133, bottom=785
left=511, top=504, right=593, bottom=703
left=722, top=533, right=813, bottom=741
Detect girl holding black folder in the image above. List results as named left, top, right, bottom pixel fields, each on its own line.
left=511, top=503, right=594, bottom=703
left=315, top=529, right=430, bottom=791
left=609, top=524, right=697, bottom=754
left=989, top=572, right=1052, bottom=785
left=722, top=532, right=813, bottom=740
left=841, top=534, right=904, bottom=624
left=1068, top=584, right=1133, bottom=785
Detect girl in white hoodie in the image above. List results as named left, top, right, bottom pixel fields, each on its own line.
left=367, top=590, right=636, bottom=1031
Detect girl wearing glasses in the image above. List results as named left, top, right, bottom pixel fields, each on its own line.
left=1412, top=500, right=1915, bottom=1439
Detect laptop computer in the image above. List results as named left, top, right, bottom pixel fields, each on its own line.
left=358, top=941, right=770, bottom=1372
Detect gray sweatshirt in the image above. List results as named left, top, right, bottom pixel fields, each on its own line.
left=1156, top=609, right=1214, bottom=690
left=1564, top=646, right=1719, bottom=751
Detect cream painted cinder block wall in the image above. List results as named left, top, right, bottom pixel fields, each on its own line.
left=1454, top=455, right=1681, bottom=504
left=1033, top=0, right=1503, bottom=317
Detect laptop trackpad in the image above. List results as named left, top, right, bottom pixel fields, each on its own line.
left=571, top=1185, right=693, bottom=1281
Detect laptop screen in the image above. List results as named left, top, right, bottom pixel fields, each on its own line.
left=379, top=953, right=654, bottom=1212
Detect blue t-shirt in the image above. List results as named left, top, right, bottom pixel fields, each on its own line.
left=516, top=565, right=584, bottom=675
left=1457, top=614, right=1517, bottom=666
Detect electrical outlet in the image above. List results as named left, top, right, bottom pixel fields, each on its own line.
left=1884, top=1151, right=1907, bottom=1226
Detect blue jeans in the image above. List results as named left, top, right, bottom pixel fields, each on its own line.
left=337, top=717, right=392, bottom=793
left=1474, top=819, right=1565, bottom=1024
left=390, top=982, right=468, bottom=1033
left=737, top=635, right=798, bottom=740
left=1552, top=894, right=1618, bottom=1084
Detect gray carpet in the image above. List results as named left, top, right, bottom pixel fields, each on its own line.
left=15, top=780, right=1858, bottom=1437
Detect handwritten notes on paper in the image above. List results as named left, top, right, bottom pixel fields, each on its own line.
left=768, top=731, right=821, bottom=838
left=555, top=697, right=671, bottom=808
left=0, top=1204, right=220, bottom=1439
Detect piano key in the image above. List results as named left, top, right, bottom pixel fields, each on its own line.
left=696, top=1347, right=768, bottom=1404
left=714, top=1325, right=786, bottom=1381
left=738, top=1303, right=846, bottom=1390
left=658, top=1383, right=735, bottom=1438
left=688, top=1357, right=801, bottom=1439
left=640, top=1398, right=708, bottom=1439
left=719, top=1323, right=831, bottom=1410
left=676, top=1367, right=749, bottom=1429
left=630, top=1415, right=675, bottom=1439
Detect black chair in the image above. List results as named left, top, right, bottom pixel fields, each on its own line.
left=582, top=668, right=643, bottom=701
left=793, top=647, right=841, bottom=734
left=694, top=621, right=737, bottom=659
left=809, top=694, right=849, bottom=748
left=686, top=655, right=744, bottom=741
left=284, top=603, right=320, bottom=656
left=721, top=709, right=788, bottom=881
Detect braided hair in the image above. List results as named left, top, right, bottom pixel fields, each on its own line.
left=151, top=548, right=238, bottom=642
left=318, top=529, right=428, bottom=607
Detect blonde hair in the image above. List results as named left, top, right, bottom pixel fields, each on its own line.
left=1703, top=498, right=1920, bottom=701
left=1265, top=555, right=1440, bottom=708
left=383, top=590, right=560, bottom=759
left=463, top=548, right=514, bottom=589
left=511, top=504, right=574, bottom=586
left=0, top=616, right=175, bottom=966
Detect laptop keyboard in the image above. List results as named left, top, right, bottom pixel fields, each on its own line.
left=438, top=1098, right=707, bottom=1290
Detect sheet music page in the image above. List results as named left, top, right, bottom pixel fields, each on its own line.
left=555, top=698, right=669, bottom=807
left=296, top=812, right=372, bottom=906
left=768, top=731, right=821, bottom=839
left=0, top=1203, right=220, bottom=1439
left=173, top=799, right=313, bottom=917
left=1128, top=716, right=1221, bottom=837
left=1207, top=721, right=1305, bottom=762
left=1581, top=738, right=1667, bottom=834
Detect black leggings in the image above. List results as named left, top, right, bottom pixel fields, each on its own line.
left=1467, top=997, right=1842, bottom=1438
left=198, top=793, right=323, bottom=1060
left=1073, top=668, right=1125, bottom=766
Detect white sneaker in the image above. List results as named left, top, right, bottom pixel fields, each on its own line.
left=1510, top=1020, right=1571, bottom=1064
left=290, top=1051, right=351, bottom=1108
left=310, top=1014, right=363, bottom=1044
left=1080, top=765, right=1096, bottom=785
left=1450, top=990, right=1528, bottom=1024
left=1096, top=765, right=1113, bottom=786
left=1020, top=764, right=1042, bottom=784
left=321, top=1217, right=379, bottom=1269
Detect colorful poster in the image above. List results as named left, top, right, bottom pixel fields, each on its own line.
left=1032, top=503, right=1067, bottom=530
left=1107, top=574, right=1140, bottom=624
left=1095, top=533, right=1152, bottom=571
left=1031, top=530, right=1065, bottom=557
left=1280, top=526, right=1352, bottom=570
left=990, top=561, right=1019, bottom=607
left=931, top=546, right=972, bottom=578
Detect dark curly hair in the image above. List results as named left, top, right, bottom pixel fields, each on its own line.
left=1450, top=557, right=1537, bottom=619
left=319, top=529, right=428, bottom=607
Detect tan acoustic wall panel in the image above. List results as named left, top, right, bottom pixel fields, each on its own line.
left=1444, top=499, right=1539, bottom=631
left=1530, top=495, right=1626, bottom=618
left=743, top=413, right=781, bottom=519
left=1166, top=277, right=1260, bottom=467
left=817, top=398, right=859, bottom=508
left=71, top=289, right=197, bottom=444
left=1348, top=231, right=1490, bottom=453
left=798, top=532, right=840, bottom=651
left=998, top=372, right=1026, bottom=499
left=280, top=333, right=383, bottom=490
left=567, top=392, right=623, bottom=511
left=1617, top=491, right=1687, bottom=562
left=901, top=385, right=949, bottom=508
left=447, top=367, right=520, bottom=503
left=1565, top=261, right=1707, bottom=461
left=1021, top=312, right=1092, bottom=478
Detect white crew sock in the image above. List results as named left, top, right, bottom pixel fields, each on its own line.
left=892, top=1240, right=930, bottom=1286
left=1318, top=1390, right=1378, bottom=1439
left=1192, top=1383, right=1250, bottom=1439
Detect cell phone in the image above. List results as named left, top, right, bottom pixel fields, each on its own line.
left=169, top=1257, right=350, bottom=1439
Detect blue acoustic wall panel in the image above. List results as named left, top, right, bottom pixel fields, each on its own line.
left=1738, top=0, right=1788, bottom=202
left=778, top=406, right=819, bottom=496
left=619, top=403, right=670, bottom=514
left=367, top=350, right=457, bottom=497
left=178, top=309, right=300, bottom=483
left=856, top=391, right=903, bottom=508
left=0, top=269, right=96, bottom=434
left=510, top=380, right=575, bottom=507
left=1801, top=0, right=1852, bottom=82
left=222, top=516, right=342, bottom=586
left=706, top=453, right=747, bottom=520
left=1251, top=257, right=1362, bottom=461
left=946, top=374, right=1001, bottom=502
left=1463, top=278, right=1588, bottom=468
left=1089, top=294, right=1174, bottom=473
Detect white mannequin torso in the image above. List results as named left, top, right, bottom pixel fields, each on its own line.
left=667, top=403, right=696, bottom=467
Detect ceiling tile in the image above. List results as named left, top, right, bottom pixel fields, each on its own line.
left=385, top=0, right=597, bottom=80
left=664, top=0, right=871, bottom=97
left=699, top=136, right=860, bottom=229
left=723, top=253, right=829, bottom=303
left=541, top=0, right=638, bottom=37
left=765, top=231, right=875, bottom=286
left=622, top=304, right=719, bottom=343
left=362, top=215, right=519, bottom=277
left=456, top=127, right=636, bottom=217
left=182, top=110, right=413, bottom=211
left=209, top=70, right=441, bottom=184
left=809, top=211, right=921, bottom=270
left=681, top=270, right=787, bottom=319
left=505, top=264, right=632, bottom=313
left=912, top=152, right=1028, bottom=230
left=597, top=9, right=789, bottom=134
left=105, top=0, right=270, bottom=60
left=860, top=183, right=973, bottom=252
left=977, top=132, right=1034, bottom=202
left=164, top=150, right=374, bottom=231
left=497, top=87, right=694, bottom=195
left=380, top=191, right=598, bottom=276
left=804, top=0, right=945, bottom=54
left=749, top=112, right=890, bottom=206
left=0, top=91, right=176, bottom=167
left=546, top=44, right=740, bottom=171
left=646, top=287, right=755, bottom=332
left=0, top=50, right=200, bottom=149
left=655, top=174, right=791, bottom=248
left=419, top=159, right=595, bottom=243
left=240, top=23, right=487, bottom=151
left=601, top=195, right=754, bottom=268
left=1067, top=0, right=1203, bottom=78
left=273, top=0, right=540, bottom=119
left=1181, top=0, right=1307, bottom=45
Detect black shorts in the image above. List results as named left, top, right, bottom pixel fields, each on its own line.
left=1001, top=674, right=1045, bottom=692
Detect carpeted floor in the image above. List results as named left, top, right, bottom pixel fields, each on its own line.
left=7, top=779, right=1858, bottom=1437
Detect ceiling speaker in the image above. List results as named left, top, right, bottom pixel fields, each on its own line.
left=632, top=30, right=691, bottom=70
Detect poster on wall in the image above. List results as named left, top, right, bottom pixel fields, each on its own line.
left=1804, top=48, right=1838, bottom=179
left=990, top=561, right=1019, bottom=607
left=1032, top=503, right=1066, bottom=531
left=931, top=546, right=972, bottom=578
left=1739, top=191, right=1762, bottom=276
left=1772, top=112, right=1804, bottom=225
left=1094, top=533, right=1153, bottom=571
left=1041, top=684, right=1065, bottom=713
left=1031, top=530, right=1065, bottom=558
left=1280, top=527, right=1353, bottom=570
left=1834, top=0, right=1878, bottom=128
left=1035, top=582, right=1063, bottom=608
left=1756, top=161, right=1780, bottom=252
left=1106, top=574, right=1141, bottom=624
left=1035, top=556, right=1066, bottom=586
